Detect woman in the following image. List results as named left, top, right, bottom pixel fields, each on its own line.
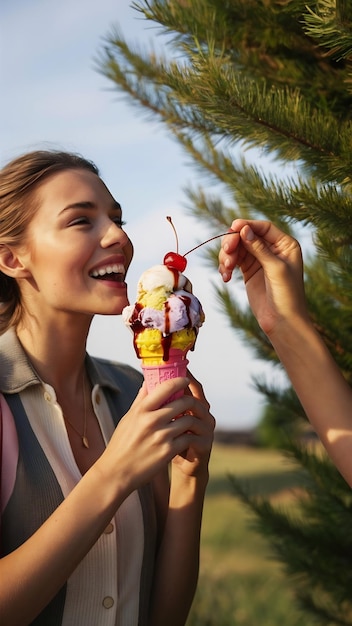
left=219, top=218, right=352, bottom=487
left=0, top=150, right=215, bottom=626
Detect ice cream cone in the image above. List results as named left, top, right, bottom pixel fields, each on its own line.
left=142, top=348, right=189, bottom=402
left=122, top=261, right=204, bottom=404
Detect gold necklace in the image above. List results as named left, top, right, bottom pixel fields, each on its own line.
left=63, top=372, right=90, bottom=449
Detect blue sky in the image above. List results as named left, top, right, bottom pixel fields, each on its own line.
left=0, top=0, right=269, bottom=430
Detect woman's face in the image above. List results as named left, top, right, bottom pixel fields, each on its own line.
left=18, top=168, right=134, bottom=319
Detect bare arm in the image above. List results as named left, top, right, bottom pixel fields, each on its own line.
left=149, top=372, right=215, bottom=626
left=219, top=219, right=352, bottom=486
left=268, top=313, right=352, bottom=484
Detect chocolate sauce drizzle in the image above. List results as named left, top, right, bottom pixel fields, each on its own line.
left=129, top=270, right=197, bottom=362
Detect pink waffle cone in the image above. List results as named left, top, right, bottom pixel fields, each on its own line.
left=141, top=348, right=189, bottom=402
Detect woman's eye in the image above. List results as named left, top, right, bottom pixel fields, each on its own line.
left=69, top=216, right=90, bottom=226
left=112, top=217, right=126, bottom=227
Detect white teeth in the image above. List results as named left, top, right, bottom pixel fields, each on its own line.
left=90, top=263, right=125, bottom=278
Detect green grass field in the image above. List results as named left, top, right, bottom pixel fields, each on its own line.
left=187, top=443, right=315, bottom=626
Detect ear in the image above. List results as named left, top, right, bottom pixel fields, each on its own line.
left=0, top=244, right=32, bottom=279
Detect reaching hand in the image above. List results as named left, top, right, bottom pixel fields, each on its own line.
left=218, top=219, right=308, bottom=336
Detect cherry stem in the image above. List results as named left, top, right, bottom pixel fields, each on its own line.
left=183, top=229, right=238, bottom=257
left=166, top=216, right=179, bottom=254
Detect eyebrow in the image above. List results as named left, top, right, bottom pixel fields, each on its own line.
left=60, top=200, right=122, bottom=213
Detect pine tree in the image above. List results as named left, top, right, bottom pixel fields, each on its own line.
left=97, top=1, right=352, bottom=623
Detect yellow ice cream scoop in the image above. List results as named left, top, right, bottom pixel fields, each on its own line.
left=136, top=328, right=197, bottom=365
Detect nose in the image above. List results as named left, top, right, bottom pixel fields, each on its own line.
left=100, top=221, right=129, bottom=249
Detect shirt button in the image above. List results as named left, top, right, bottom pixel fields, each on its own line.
left=102, top=596, right=114, bottom=609
left=104, top=522, right=114, bottom=534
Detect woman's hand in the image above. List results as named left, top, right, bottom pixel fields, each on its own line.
left=171, top=369, right=215, bottom=480
left=218, top=219, right=308, bottom=336
left=98, top=376, right=214, bottom=495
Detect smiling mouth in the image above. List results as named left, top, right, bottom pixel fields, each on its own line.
left=89, top=263, right=125, bottom=282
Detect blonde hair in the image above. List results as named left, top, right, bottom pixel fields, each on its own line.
left=0, top=150, right=100, bottom=333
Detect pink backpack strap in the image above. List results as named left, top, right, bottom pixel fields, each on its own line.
left=0, top=394, right=19, bottom=515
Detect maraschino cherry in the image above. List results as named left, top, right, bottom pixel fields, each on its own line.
left=163, top=251, right=187, bottom=272
left=163, top=216, right=235, bottom=272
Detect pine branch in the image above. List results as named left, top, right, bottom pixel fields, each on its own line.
left=213, top=282, right=281, bottom=363
left=181, top=138, right=352, bottom=228
left=229, top=456, right=352, bottom=622
left=98, top=23, right=352, bottom=185
left=253, top=376, right=306, bottom=422
left=304, top=0, right=352, bottom=62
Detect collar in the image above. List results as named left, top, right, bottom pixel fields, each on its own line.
left=0, top=327, right=121, bottom=395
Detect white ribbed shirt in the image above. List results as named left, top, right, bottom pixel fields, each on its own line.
left=21, top=381, right=144, bottom=626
